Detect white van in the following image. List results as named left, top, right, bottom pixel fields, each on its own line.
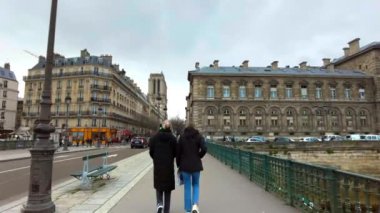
left=345, top=134, right=380, bottom=141
left=364, top=135, right=380, bottom=141
left=345, top=134, right=366, bottom=141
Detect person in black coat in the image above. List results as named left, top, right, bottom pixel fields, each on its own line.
left=176, top=125, right=207, bottom=213
left=149, top=120, right=177, bottom=213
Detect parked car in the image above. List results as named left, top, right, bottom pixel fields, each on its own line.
left=130, top=137, right=148, bottom=148
left=246, top=137, right=265, bottom=143
left=273, top=137, right=294, bottom=143
left=299, top=137, right=321, bottom=142
left=249, top=136, right=268, bottom=142
left=322, top=135, right=345, bottom=141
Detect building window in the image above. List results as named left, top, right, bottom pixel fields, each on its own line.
left=239, top=86, right=246, bottom=99
left=301, top=85, right=308, bottom=99
left=222, top=86, right=230, bottom=98
left=255, top=117, right=262, bottom=126
left=1, top=101, right=6, bottom=109
left=254, top=85, right=262, bottom=98
left=1, top=112, right=4, bottom=119
left=56, top=105, right=59, bottom=114
left=77, top=118, right=81, bottom=127
left=316, top=87, right=322, bottom=99
left=239, top=109, right=246, bottom=116
left=344, top=88, right=352, bottom=100
left=330, top=87, right=337, bottom=100
left=207, top=86, right=214, bottom=99
left=67, top=80, right=72, bottom=88
left=2, top=91, right=6, bottom=98
left=57, top=80, right=61, bottom=89
left=3, top=80, right=7, bottom=88
left=359, top=88, right=365, bottom=100
left=359, top=110, right=367, bottom=127
left=270, top=86, right=278, bottom=99
left=59, top=69, right=63, bottom=76
left=79, top=79, right=84, bottom=87
left=78, top=105, right=82, bottom=115
left=286, top=117, right=293, bottom=126
left=223, top=109, right=230, bottom=116
left=271, top=118, right=278, bottom=126
left=207, top=109, right=214, bottom=115
left=285, top=85, right=293, bottom=99
left=92, top=105, right=97, bottom=114
left=92, top=118, right=97, bottom=127
left=239, top=118, right=246, bottom=126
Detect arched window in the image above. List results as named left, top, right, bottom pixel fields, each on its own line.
left=223, top=109, right=230, bottom=116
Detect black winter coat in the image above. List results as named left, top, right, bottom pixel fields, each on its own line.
left=149, top=128, right=177, bottom=191
left=176, top=130, right=207, bottom=173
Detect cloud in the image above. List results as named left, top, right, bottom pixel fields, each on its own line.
left=0, top=0, right=379, bottom=119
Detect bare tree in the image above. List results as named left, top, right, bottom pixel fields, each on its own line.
left=169, top=116, right=186, bottom=137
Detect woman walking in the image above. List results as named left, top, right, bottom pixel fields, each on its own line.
left=176, top=125, right=207, bottom=213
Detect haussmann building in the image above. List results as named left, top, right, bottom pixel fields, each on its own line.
left=22, top=49, right=161, bottom=144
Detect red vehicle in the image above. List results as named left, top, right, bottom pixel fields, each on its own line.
left=130, top=137, right=148, bottom=149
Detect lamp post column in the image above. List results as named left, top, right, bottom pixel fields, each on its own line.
left=97, top=106, right=103, bottom=148
left=22, top=0, right=58, bottom=212
left=63, top=96, right=71, bottom=151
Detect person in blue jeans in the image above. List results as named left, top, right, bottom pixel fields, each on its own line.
left=176, top=125, right=207, bottom=213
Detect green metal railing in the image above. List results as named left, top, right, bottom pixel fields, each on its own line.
left=207, top=142, right=380, bottom=213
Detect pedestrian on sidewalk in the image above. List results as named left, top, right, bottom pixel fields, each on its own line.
left=176, top=125, right=207, bottom=213
left=149, top=120, right=177, bottom=213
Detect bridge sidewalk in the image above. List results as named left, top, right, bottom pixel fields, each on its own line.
left=110, top=154, right=298, bottom=213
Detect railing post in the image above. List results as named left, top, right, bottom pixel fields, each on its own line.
left=238, top=149, right=242, bottom=174
left=327, top=168, right=341, bottom=213
left=286, top=159, right=294, bottom=206
left=249, top=152, right=253, bottom=181
left=264, top=155, right=269, bottom=191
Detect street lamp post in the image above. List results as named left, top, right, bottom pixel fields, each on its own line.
left=97, top=106, right=103, bottom=148
left=22, top=0, right=58, bottom=212
left=64, top=96, right=71, bottom=151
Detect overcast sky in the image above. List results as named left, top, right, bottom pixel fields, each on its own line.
left=0, top=0, right=379, bottom=119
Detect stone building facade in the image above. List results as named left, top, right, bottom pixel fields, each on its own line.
left=147, top=73, right=168, bottom=121
left=22, top=49, right=160, bottom=142
left=186, top=39, right=380, bottom=138
left=0, top=63, right=19, bottom=134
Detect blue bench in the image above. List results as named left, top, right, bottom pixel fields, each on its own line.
left=71, top=152, right=117, bottom=189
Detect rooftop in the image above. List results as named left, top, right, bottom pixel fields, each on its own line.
left=0, top=67, right=17, bottom=81
left=189, top=66, right=369, bottom=78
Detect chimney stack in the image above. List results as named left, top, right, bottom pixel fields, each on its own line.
left=299, top=61, right=307, bottom=69
left=343, top=47, right=350, bottom=56
left=271, top=61, right=278, bottom=69
left=195, top=62, right=200, bottom=69
left=213, top=60, right=219, bottom=68
left=242, top=60, right=249, bottom=68
left=348, top=38, right=360, bottom=55
left=4, top=63, right=10, bottom=70
left=80, top=49, right=90, bottom=58
left=322, top=58, right=331, bottom=67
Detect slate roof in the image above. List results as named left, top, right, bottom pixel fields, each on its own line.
left=0, top=67, right=17, bottom=81
left=31, top=55, right=113, bottom=70
left=189, top=66, right=369, bottom=78
left=332, top=42, right=380, bottom=64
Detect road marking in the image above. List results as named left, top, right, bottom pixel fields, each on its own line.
left=108, top=154, right=118, bottom=158
left=54, top=155, right=70, bottom=159
left=0, top=166, right=30, bottom=174
left=0, top=156, right=81, bottom=174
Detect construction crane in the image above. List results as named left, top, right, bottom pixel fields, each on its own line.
left=23, top=50, right=40, bottom=59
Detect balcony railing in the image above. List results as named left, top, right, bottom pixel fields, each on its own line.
left=90, top=84, right=111, bottom=92
left=90, top=97, right=111, bottom=103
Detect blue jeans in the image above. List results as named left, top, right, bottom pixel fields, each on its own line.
left=181, top=171, right=200, bottom=212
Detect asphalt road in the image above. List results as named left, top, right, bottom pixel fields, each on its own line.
left=0, top=146, right=145, bottom=206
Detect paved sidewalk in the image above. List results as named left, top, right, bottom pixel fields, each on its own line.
left=110, top=155, right=298, bottom=213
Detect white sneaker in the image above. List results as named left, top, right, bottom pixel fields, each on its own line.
left=157, top=205, right=163, bottom=213
left=191, top=204, right=199, bottom=213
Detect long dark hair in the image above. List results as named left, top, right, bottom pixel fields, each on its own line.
left=182, top=125, right=201, bottom=140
